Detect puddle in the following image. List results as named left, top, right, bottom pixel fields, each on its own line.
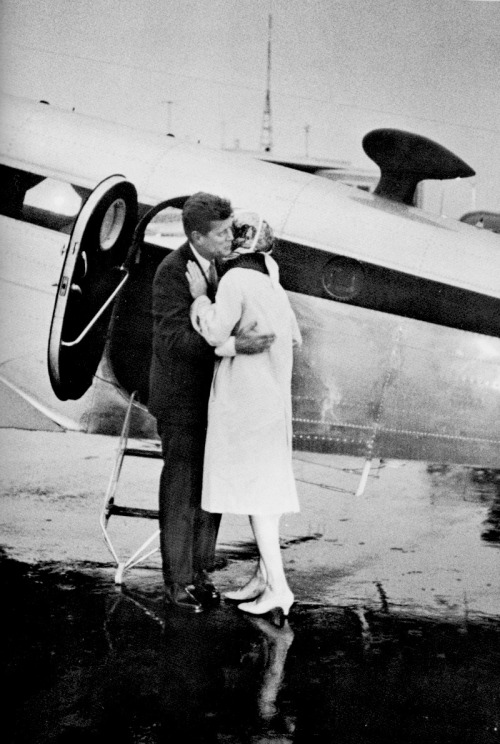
left=3, top=555, right=500, bottom=744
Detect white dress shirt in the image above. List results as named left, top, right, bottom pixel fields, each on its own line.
left=189, top=243, right=235, bottom=356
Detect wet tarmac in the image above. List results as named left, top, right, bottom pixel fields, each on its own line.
left=1, top=429, right=500, bottom=742
left=2, top=554, right=500, bottom=744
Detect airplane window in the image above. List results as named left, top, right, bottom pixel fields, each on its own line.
left=0, top=168, right=82, bottom=232
left=99, top=198, right=127, bottom=250
left=322, top=256, right=364, bottom=301
left=25, top=177, right=82, bottom=217
left=144, top=206, right=185, bottom=250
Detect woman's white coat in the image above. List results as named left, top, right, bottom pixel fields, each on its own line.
left=191, top=259, right=301, bottom=515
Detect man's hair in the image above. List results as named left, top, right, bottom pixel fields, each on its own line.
left=182, top=192, right=232, bottom=238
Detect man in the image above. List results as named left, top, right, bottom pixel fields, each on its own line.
left=148, top=192, right=275, bottom=613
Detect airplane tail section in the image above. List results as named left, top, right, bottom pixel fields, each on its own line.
left=363, top=129, right=475, bottom=205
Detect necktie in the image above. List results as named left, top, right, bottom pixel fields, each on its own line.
left=208, top=261, right=218, bottom=289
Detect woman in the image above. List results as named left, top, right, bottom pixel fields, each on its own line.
left=186, top=211, right=301, bottom=625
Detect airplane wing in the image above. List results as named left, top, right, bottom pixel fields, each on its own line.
left=0, top=376, right=72, bottom=431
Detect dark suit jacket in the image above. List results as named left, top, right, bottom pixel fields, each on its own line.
left=148, top=242, right=216, bottom=426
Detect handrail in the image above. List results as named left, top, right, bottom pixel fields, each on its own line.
left=61, top=267, right=129, bottom=347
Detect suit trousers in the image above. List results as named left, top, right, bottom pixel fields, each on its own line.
left=157, top=421, right=221, bottom=586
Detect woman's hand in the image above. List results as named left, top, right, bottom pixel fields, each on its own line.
left=186, top=260, right=208, bottom=299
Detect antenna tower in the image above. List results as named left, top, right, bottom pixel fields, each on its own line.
left=260, top=14, right=273, bottom=153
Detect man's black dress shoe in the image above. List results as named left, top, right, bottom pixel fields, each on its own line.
left=164, top=584, right=204, bottom=613
left=191, top=571, right=221, bottom=606
left=191, top=581, right=221, bottom=607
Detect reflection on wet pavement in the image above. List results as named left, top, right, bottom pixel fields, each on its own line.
left=3, top=555, right=500, bottom=744
left=472, top=469, right=500, bottom=545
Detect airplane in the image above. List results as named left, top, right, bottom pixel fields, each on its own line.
left=227, top=147, right=380, bottom=194
left=1, top=93, right=500, bottom=479
left=460, top=210, right=500, bottom=235
left=223, top=146, right=353, bottom=176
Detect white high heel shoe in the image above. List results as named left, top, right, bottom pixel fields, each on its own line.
left=238, top=588, right=294, bottom=627
left=224, top=565, right=267, bottom=603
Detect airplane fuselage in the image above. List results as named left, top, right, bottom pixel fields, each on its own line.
left=1, top=94, right=499, bottom=467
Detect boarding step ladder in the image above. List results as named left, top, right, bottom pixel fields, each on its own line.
left=99, top=392, right=162, bottom=584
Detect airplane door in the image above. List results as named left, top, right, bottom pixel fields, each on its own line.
left=48, top=175, right=138, bottom=400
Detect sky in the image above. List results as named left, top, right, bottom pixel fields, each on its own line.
left=1, top=0, right=500, bottom=217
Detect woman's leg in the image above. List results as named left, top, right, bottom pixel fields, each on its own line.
left=249, top=514, right=290, bottom=596
left=224, top=529, right=267, bottom=601
left=237, top=514, right=294, bottom=622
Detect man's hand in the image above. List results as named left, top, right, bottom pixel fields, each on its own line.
left=235, top=321, right=276, bottom=355
left=186, top=261, right=208, bottom=299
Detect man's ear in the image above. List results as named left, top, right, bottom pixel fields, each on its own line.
left=191, top=230, right=202, bottom=247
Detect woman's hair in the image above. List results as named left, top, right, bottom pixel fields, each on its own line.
left=182, top=192, right=232, bottom=238
left=231, top=212, right=274, bottom=254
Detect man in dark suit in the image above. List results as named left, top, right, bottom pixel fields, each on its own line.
left=149, top=192, right=275, bottom=612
